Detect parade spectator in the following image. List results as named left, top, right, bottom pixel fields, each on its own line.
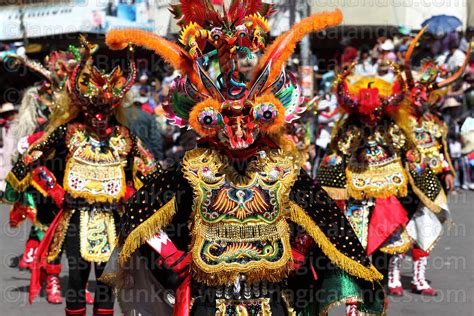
left=380, top=39, right=397, bottom=62
left=377, top=61, right=395, bottom=83
left=124, top=100, right=164, bottom=161
left=0, top=102, right=18, bottom=192
left=437, top=41, right=466, bottom=72
left=340, top=37, right=358, bottom=67
left=354, top=45, right=377, bottom=76
left=460, top=116, right=474, bottom=189
left=449, top=136, right=464, bottom=190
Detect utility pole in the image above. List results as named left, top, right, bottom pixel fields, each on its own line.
left=289, top=0, right=296, bottom=29
left=19, top=0, right=29, bottom=49
left=299, top=0, right=311, bottom=66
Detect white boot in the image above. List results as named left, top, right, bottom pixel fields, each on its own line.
left=388, top=254, right=403, bottom=296
left=346, top=303, right=359, bottom=316
left=411, top=256, right=437, bottom=296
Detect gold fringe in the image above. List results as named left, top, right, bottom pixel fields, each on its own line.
left=98, top=271, right=120, bottom=287
left=190, top=219, right=293, bottom=286
left=119, top=196, right=177, bottom=266
left=405, top=165, right=443, bottom=213
left=63, top=157, right=127, bottom=204
left=191, top=263, right=291, bottom=287
left=322, top=186, right=348, bottom=200
left=346, top=162, right=408, bottom=200
left=65, top=190, right=125, bottom=204
left=6, top=172, right=31, bottom=193
left=289, top=202, right=383, bottom=281
left=216, top=298, right=272, bottom=316
left=30, top=178, right=48, bottom=197
left=48, top=209, right=74, bottom=262
left=379, top=228, right=411, bottom=254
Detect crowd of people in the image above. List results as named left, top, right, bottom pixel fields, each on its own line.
left=0, top=1, right=473, bottom=316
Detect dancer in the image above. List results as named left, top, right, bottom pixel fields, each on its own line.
left=3, top=48, right=82, bottom=304
left=316, top=61, right=450, bottom=312
left=390, top=27, right=470, bottom=296
left=101, top=1, right=386, bottom=315
left=6, top=37, right=156, bottom=315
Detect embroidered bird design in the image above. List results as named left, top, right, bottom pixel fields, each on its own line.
left=211, top=187, right=269, bottom=219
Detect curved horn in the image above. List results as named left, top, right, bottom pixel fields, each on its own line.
left=255, top=9, right=343, bottom=90
left=106, top=28, right=202, bottom=90
left=120, top=44, right=137, bottom=96
left=434, top=43, right=471, bottom=90
left=70, top=35, right=92, bottom=103
left=6, top=54, right=52, bottom=83
left=247, top=60, right=272, bottom=100
left=405, top=26, right=428, bottom=89
left=335, top=62, right=357, bottom=111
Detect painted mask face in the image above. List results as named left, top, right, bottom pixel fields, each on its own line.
left=108, top=3, right=341, bottom=153
left=82, top=102, right=115, bottom=137
left=410, top=84, right=429, bottom=109
left=190, top=94, right=283, bottom=150
left=69, top=38, right=136, bottom=137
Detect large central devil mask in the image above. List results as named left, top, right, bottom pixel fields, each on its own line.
left=106, top=0, right=343, bottom=150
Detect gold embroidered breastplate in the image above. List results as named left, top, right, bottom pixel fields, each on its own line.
left=409, top=115, right=444, bottom=174
left=182, top=148, right=299, bottom=286
left=345, top=124, right=408, bottom=199
left=64, top=124, right=131, bottom=203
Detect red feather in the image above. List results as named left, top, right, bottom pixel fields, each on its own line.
left=179, top=0, right=218, bottom=26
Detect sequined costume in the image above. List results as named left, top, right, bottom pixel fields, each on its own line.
left=316, top=62, right=445, bottom=301
left=316, top=55, right=457, bottom=305
left=5, top=47, right=81, bottom=233
left=388, top=27, right=470, bottom=296
left=5, top=38, right=156, bottom=316
left=2, top=47, right=83, bottom=304
left=101, top=1, right=386, bottom=315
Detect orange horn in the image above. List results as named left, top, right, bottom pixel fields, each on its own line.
left=404, top=25, right=428, bottom=89
left=434, top=43, right=471, bottom=90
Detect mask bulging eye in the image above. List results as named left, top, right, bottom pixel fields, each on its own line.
left=251, top=94, right=285, bottom=134
left=235, top=25, right=248, bottom=38
left=254, top=102, right=278, bottom=124
left=210, top=28, right=223, bottom=41
left=198, top=107, right=220, bottom=129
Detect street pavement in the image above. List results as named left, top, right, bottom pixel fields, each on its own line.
left=1, top=191, right=473, bottom=315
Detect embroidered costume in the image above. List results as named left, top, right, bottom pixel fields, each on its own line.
left=101, top=1, right=386, bottom=315
left=316, top=60, right=454, bottom=307
left=389, top=27, right=470, bottom=296
left=6, top=38, right=156, bottom=316
left=3, top=47, right=82, bottom=304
